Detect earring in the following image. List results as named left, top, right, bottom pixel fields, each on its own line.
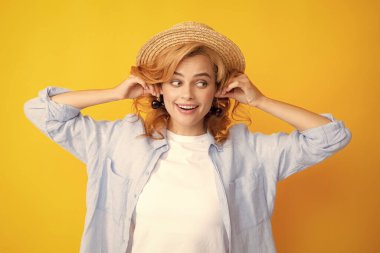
left=151, top=94, right=165, bottom=109
left=209, top=98, right=223, bottom=117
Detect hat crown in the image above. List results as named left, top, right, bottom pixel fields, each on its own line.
left=172, top=21, right=214, bottom=31
left=136, top=21, right=245, bottom=72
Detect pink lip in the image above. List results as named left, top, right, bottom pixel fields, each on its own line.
left=175, top=104, right=199, bottom=115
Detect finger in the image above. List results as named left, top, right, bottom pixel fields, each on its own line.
left=228, top=71, right=241, bottom=81
left=226, top=81, right=240, bottom=92
left=158, top=84, right=163, bottom=95
left=141, top=86, right=145, bottom=95
left=215, top=91, right=227, bottom=98
left=149, top=84, right=156, bottom=96
left=216, top=88, right=233, bottom=98
left=144, top=85, right=153, bottom=96
left=226, top=76, right=236, bottom=85
left=216, top=91, right=233, bottom=99
left=224, top=74, right=243, bottom=89
left=133, top=76, right=147, bottom=90
left=153, top=84, right=160, bottom=98
left=140, top=83, right=152, bottom=97
left=222, top=81, right=239, bottom=94
left=150, top=85, right=156, bottom=97
left=215, top=88, right=226, bottom=97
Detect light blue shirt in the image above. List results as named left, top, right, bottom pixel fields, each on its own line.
left=24, top=86, right=352, bottom=253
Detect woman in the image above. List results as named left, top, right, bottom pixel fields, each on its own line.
left=24, top=21, right=352, bottom=253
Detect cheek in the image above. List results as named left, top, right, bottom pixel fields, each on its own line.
left=202, top=90, right=215, bottom=106
left=161, top=89, right=175, bottom=102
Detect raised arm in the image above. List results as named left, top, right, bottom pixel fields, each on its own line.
left=49, top=74, right=158, bottom=109
left=253, top=96, right=332, bottom=132
left=216, top=72, right=332, bottom=131
left=23, top=75, right=157, bottom=167
left=49, top=88, right=120, bottom=110
left=217, top=72, right=352, bottom=181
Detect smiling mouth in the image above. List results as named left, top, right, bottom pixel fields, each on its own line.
left=176, top=104, right=199, bottom=111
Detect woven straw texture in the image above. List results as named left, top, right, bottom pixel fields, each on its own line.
left=136, top=21, right=245, bottom=72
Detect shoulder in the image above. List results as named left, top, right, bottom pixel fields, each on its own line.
left=229, top=123, right=249, bottom=133
left=227, top=123, right=282, bottom=148
left=121, top=113, right=144, bottom=126
left=106, top=113, right=146, bottom=144
left=120, top=113, right=145, bottom=132
left=227, top=123, right=255, bottom=148
left=228, top=123, right=257, bottom=141
left=106, top=113, right=148, bottom=153
left=122, top=113, right=140, bottom=122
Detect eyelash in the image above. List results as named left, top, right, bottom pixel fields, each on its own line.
left=170, top=80, right=208, bottom=88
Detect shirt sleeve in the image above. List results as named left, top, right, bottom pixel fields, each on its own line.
left=23, top=86, right=123, bottom=166
left=251, top=113, right=352, bottom=182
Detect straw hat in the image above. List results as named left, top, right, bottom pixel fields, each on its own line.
left=135, top=21, right=246, bottom=72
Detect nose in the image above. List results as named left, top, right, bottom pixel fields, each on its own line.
left=180, top=83, right=194, bottom=100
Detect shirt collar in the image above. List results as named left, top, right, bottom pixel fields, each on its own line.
left=149, top=127, right=223, bottom=152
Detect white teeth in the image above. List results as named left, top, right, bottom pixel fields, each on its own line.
left=178, top=105, right=197, bottom=109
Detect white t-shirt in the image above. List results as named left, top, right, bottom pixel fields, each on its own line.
left=129, top=130, right=228, bottom=253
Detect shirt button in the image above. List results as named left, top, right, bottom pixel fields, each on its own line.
left=134, top=194, right=137, bottom=198
left=145, top=171, right=149, bottom=176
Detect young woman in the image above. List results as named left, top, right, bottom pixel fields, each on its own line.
left=24, top=21, right=352, bottom=253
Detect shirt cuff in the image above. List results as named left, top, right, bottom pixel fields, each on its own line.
left=299, top=113, right=351, bottom=146
left=38, top=86, right=81, bottom=122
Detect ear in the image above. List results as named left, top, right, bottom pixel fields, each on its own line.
left=215, top=83, right=223, bottom=96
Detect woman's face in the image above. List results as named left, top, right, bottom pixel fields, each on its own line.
left=161, top=54, right=217, bottom=136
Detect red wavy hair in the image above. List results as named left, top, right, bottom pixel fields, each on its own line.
left=130, top=42, right=250, bottom=144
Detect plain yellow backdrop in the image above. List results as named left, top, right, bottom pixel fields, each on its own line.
left=1, top=0, right=379, bottom=252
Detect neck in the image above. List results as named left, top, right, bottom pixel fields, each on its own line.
left=167, top=121, right=206, bottom=136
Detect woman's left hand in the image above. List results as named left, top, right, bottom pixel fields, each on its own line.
left=215, top=72, right=266, bottom=107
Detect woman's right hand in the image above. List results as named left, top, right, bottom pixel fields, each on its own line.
left=112, top=75, right=161, bottom=100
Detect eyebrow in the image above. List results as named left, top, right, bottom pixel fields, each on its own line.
left=173, top=71, right=212, bottom=79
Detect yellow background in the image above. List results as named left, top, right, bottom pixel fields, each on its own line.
left=1, top=0, right=379, bottom=252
